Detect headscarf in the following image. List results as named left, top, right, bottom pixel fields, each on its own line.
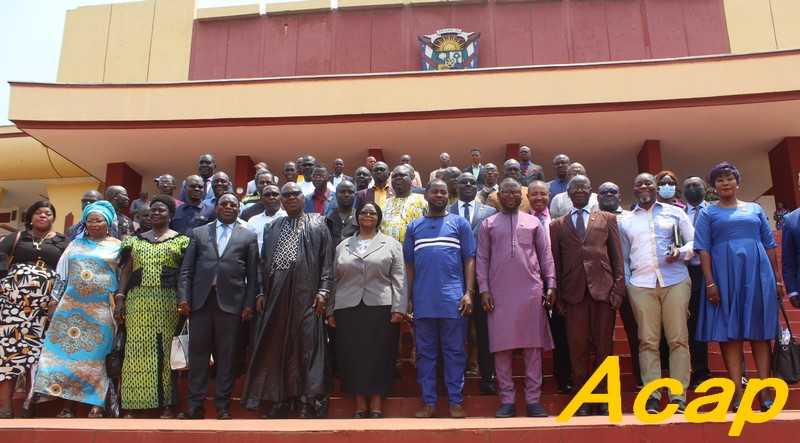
left=82, top=200, right=116, bottom=225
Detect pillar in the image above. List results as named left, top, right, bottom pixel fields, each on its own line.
left=368, top=148, right=385, bottom=163
left=505, top=143, right=520, bottom=162
left=637, top=140, right=662, bottom=175
left=235, top=155, right=255, bottom=198
left=768, top=137, right=800, bottom=210
left=105, top=162, right=142, bottom=217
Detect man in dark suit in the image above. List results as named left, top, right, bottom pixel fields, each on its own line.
left=355, top=161, right=393, bottom=207
left=329, top=158, right=354, bottom=189
left=450, top=172, right=497, bottom=396
left=66, top=189, right=102, bottom=239
left=463, top=148, right=485, bottom=188
left=105, top=185, right=134, bottom=239
left=177, top=192, right=259, bottom=420
left=304, top=165, right=336, bottom=215
left=518, top=145, right=545, bottom=186
left=550, top=175, right=625, bottom=417
left=171, top=175, right=215, bottom=237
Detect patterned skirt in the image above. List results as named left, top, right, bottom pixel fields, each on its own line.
left=0, top=262, right=56, bottom=381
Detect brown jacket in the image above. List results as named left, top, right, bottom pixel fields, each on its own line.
left=549, top=209, right=625, bottom=304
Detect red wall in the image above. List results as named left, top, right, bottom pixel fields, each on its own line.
left=189, top=0, right=730, bottom=80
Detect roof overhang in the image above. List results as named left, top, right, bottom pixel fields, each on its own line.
left=9, top=50, right=800, bottom=202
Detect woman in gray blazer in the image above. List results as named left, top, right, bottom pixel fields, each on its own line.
left=326, top=201, right=407, bottom=418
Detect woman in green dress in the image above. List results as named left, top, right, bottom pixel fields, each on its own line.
left=116, top=194, right=190, bottom=418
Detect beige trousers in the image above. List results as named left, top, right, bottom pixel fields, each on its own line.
left=627, top=278, right=691, bottom=401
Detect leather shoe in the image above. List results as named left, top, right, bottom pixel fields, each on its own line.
left=263, top=402, right=288, bottom=419
left=595, top=403, right=609, bottom=416
left=526, top=403, right=548, bottom=418
left=217, top=409, right=233, bottom=420
left=449, top=404, right=466, bottom=418
left=575, top=404, right=592, bottom=417
left=297, top=402, right=313, bottom=419
left=557, top=381, right=574, bottom=395
left=494, top=403, right=517, bottom=418
left=414, top=404, right=436, bottom=418
left=177, top=408, right=205, bottom=420
left=479, top=380, right=498, bottom=396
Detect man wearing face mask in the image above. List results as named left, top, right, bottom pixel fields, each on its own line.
left=682, top=175, right=712, bottom=389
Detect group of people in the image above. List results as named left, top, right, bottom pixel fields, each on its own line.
left=0, top=147, right=798, bottom=421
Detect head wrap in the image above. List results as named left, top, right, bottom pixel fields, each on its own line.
left=82, top=200, right=117, bottom=225
left=708, top=162, right=741, bottom=185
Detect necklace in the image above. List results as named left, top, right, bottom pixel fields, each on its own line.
left=31, top=231, right=54, bottom=250
left=152, top=229, right=171, bottom=241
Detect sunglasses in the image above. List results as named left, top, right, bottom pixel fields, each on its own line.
left=599, top=189, right=619, bottom=195
left=281, top=191, right=304, bottom=198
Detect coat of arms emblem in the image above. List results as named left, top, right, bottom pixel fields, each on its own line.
left=418, top=28, right=480, bottom=71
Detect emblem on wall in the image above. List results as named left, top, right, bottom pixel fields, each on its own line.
left=418, top=28, right=480, bottom=71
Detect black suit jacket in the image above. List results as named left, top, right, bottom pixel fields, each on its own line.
left=178, top=221, right=259, bottom=314
left=462, top=165, right=486, bottom=188
left=449, top=200, right=496, bottom=244
left=329, top=174, right=354, bottom=185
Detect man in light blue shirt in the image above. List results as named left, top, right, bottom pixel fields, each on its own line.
left=619, top=173, right=694, bottom=415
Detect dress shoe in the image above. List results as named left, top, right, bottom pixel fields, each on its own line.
left=297, top=402, right=313, bottom=419
left=217, top=409, right=233, bottom=420
left=494, top=403, right=517, bottom=418
left=526, top=403, right=548, bottom=418
left=479, top=380, right=498, bottom=396
left=689, top=373, right=712, bottom=390
left=263, top=402, right=288, bottom=419
left=414, top=404, right=436, bottom=418
left=449, top=404, right=466, bottom=418
left=557, top=381, right=574, bottom=395
left=177, top=408, right=205, bottom=420
left=645, top=398, right=660, bottom=414
left=595, top=403, right=609, bottom=416
left=575, top=404, right=592, bottom=417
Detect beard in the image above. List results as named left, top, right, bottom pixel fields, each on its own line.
left=637, top=194, right=652, bottom=204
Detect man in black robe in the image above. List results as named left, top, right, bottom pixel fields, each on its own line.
left=242, top=182, right=333, bottom=418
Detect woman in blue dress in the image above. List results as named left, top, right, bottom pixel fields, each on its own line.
left=694, top=162, right=784, bottom=412
left=34, top=201, right=121, bottom=418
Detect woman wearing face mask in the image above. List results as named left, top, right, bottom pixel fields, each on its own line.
left=655, top=171, right=685, bottom=209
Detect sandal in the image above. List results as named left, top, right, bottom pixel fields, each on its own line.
left=760, top=400, right=774, bottom=413
left=352, top=410, right=367, bottom=418
left=369, top=410, right=384, bottom=418
left=160, top=407, right=175, bottom=419
left=57, top=408, right=76, bottom=418
left=88, top=406, right=104, bottom=418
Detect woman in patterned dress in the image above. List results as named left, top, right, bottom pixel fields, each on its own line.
left=115, top=195, right=189, bottom=418
left=33, top=201, right=121, bottom=418
left=0, top=201, right=69, bottom=418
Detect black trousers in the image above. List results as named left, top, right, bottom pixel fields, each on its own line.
left=687, top=264, right=710, bottom=378
left=473, top=302, right=495, bottom=386
left=548, top=312, right=572, bottom=385
left=187, top=289, right=242, bottom=411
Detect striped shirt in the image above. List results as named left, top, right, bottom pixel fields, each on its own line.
left=403, top=213, right=476, bottom=319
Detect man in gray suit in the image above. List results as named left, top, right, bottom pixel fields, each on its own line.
left=450, top=172, right=497, bottom=396
left=177, top=192, right=259, bottom=420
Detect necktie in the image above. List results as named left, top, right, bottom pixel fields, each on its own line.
left=522, top=162, right=529, bottom=174
left=218, top=224, right=229, bottom=254
left=535, top=212, right=545, bottom=225
left=575, top=209, right=586, bottom=240
left=463, top=203, right=471, bottom=222
left=693, top=206, right=700, bottom=225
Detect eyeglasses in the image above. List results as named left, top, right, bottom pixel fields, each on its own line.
left=187, top=184, right=204, bottom=189
left=499, top=190, right=522, bottom=197
left=218, top=202, right=238, bottom=208
left=281, top=191, right=304, bottom=198
left=359, top=211, right=378, bottom=216
left=599, top=189, right=619, bottom=195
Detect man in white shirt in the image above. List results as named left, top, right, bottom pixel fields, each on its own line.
left=245, top=184, right=286, bottom=254
left=619, top=173, right=695, bottom=415
left=550, top=163, right=598, bottom=219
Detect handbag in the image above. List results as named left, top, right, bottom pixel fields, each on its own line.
left=105, top=325, right=126, bottom=378
left=773, top=300, right=800, bottom=384
left=6, top=231, right=22, bottom=266
left=170, top=319, right=190, bottom=371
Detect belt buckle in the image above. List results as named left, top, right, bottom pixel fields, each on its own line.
left=35, top=260, right=46, bottom=269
